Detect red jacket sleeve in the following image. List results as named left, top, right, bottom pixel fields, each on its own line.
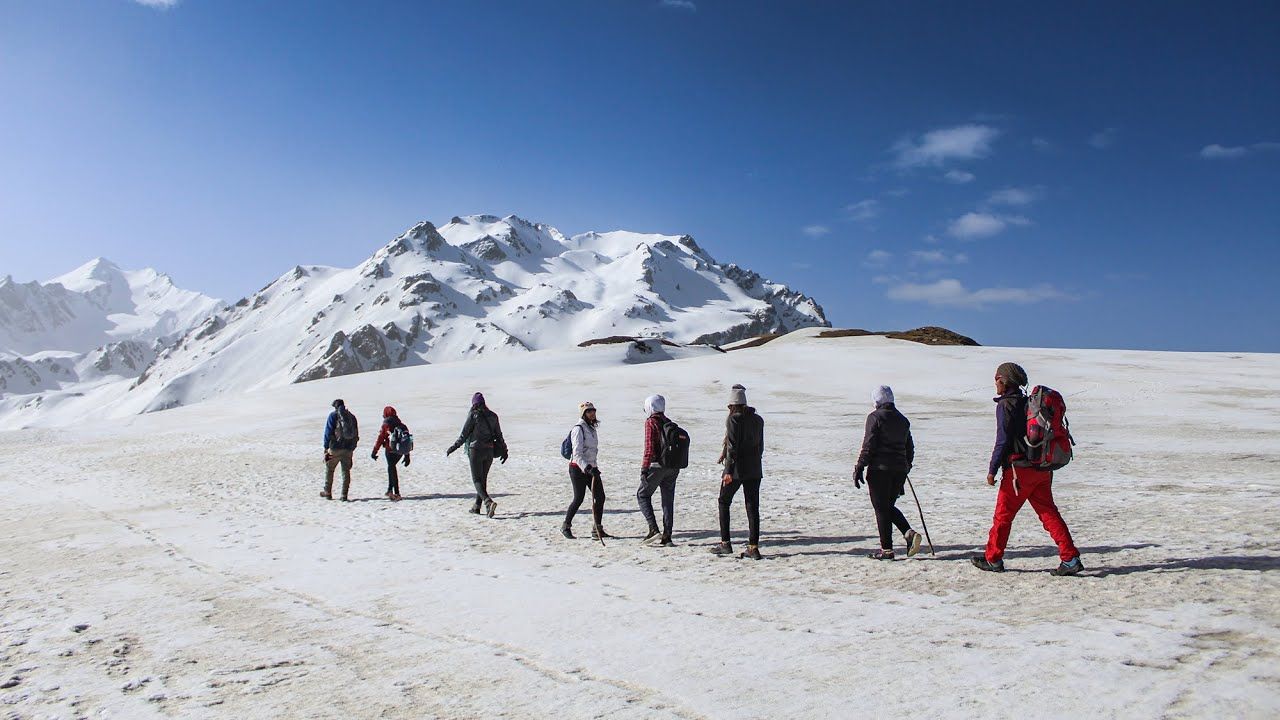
left=373, top=421, right=391, bottom=454
left=641, top=415, right=661, bottom=468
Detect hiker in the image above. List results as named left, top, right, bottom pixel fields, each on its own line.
left=972, top=362, right=1084, bottom=576
left=636, top=394, right=680, bottom=546
left=371, top=405, right=411, bottom=501
left=322, top=399, right=360, bottom=501
left=853, top=385, right=922, bottom=560
left=446, top=392, right=508, bottom=517
left=562, top=402, right=611, bottom=540
left=711, top=384, right=765, bottom=560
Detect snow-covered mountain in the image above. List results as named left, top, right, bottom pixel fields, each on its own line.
left=0, top=259, right=221, bottom=397
left=0, top=214, right=827, bottom=425
left=0, top=258, right=221, bottom=356
left=127, top=214, right=827, bottom=413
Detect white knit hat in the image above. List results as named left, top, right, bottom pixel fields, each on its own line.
left=579, top=401, right=596, bottom=414
left=644, top=394, right=665, bottom=414
left=728, top=384, right=748, bottom=406
left=873, top=385, right=894, bottom=406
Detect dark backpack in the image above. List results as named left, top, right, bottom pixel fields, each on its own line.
left=335, top=410, right=356, bottom=441
left=560, top=431, right=573, bottom=460
left=389, top=425, right=414, bottom=455
left=1014, top=386, right=1074, bottom=470
left=659, top=418, right=691, bottom=469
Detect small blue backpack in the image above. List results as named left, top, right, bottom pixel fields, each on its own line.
left=560, top=430, right=573, bottom=460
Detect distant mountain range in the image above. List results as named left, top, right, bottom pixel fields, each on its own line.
left=0, top=214, right=828, bottom=426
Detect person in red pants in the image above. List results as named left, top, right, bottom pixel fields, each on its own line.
left=972, top=362, right=1084, bottom=576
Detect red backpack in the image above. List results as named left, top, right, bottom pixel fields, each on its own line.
left=1014, top=386, right=1074, bottom=470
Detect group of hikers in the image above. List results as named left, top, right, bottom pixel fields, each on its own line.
left=321, top=362, right=1085, bottom=575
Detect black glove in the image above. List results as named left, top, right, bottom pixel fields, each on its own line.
left=402, top=454, right=411, bottom=467
left=500, top=453, right=509, bottom=464
left=446, top=445, right=457, bottom=457
left=371, top=451, right=378, bottom=461
left=854, top=468, right=864, bottom=489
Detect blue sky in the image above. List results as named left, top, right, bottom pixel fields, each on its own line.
left=1, top=1, right=1277, bottom=351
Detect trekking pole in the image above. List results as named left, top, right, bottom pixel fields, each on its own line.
left=591, top=471, right=606, bottom=548
left=905, top=476, right=935, bottom=555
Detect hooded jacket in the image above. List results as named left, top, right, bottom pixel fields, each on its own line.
left=722, top=406, right=764, bottom=480
left=855, top=402, right=914, bottom=475
left=990, top=390, right=1028, bottom=475
left=373, top=406, right=409, bottom=455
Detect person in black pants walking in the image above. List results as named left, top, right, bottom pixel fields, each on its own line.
left=854, top=385, right=922, bottom=560
left=446, top=392, right=508, bottom=517
left=711, top=384, right=765, bottom=560
left=562, top=402, right=611, bottom=540
left=371, top=405, right=411, bottom=501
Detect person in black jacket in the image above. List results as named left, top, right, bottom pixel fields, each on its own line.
left=854, top=386, right=922, bottom=560
left=446, top=392, right=508, bottom=517
left=711, top=384, right=765, bottom=560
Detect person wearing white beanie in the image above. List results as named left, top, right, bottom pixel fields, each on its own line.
left=637, top=393, right=684, bottom=545
left=854, top=385, right=920, bottom=560
left=711, top=384, right=766, bottom=560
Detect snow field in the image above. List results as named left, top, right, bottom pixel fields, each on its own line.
left=1, top=334, right=1278, bottom=718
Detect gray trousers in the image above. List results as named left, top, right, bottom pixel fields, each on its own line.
left=636, top=467, right=679, bottom=536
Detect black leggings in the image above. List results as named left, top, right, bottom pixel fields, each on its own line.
left=469, top=450, right=494, bottom=505
left=384, top=452, right=402, bottom=495
left=719, top=476, right=761, bottom=545
left=868, top=468, right=911, bottom=550
left=566, top=465, right=606, bottom=528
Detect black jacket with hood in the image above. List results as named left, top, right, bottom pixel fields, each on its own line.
left=722, top=407, right=765, bottom=480
left=855, top=402, right=914, bottom=475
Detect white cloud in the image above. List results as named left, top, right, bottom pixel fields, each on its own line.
left=911, top=250, right=968, bottom=265
left=892, top=124, right=1000, bottom=168
left=887, top=278, right=1066, bottom=308
left=1200, top=142, right=1280, bottom=159
left=801, top=224, right=831, bottom=238
left=864, top=249, right=893, bottom=267
left=986, top=187, right=1036, bottom=206
left=133, top=0, right=178, bottom=7
left=943, top=170, right=976, bottom=184
left=844, top=199, right=880, bottom=222
left=1089, top=127, right=1119, bottom=149
left=659, top=0, right=697, bottom=10
left=946, top=212, right=1030, bottom=239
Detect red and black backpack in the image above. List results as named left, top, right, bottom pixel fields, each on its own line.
left=1014, top=386, right=1075, bottom=470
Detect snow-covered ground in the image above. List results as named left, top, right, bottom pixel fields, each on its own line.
left=2, top=331, right=1278, bottom=718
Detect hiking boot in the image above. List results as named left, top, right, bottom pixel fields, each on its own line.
left=385, top=491, right=395, bottom=500
left=484, top=499, right=497, bottom=518
left=641, top=525, right=662, bottom=545
left=392, top=493, right=402, bottom=501
left=340, top=496, right=350, bottom=502
left=869, top=549, right=896, bottom=561
left=710, top=541, right=734, bottom=556
left=743, top=545, right=762, bottom=560
left=1051, top=557, right=1085, bottom=577
left=469, top=500, right=482, bottom=514
left=320, top=491, right=332, bottom=499
left=561, top=523, right=575, bottom=540
left=591, top=527, right=614, bottom=541
left=659, top=536, right=674, bottom=547
left=905, top=529, right=923, bottom=558
left=971, top=555, right=1005, bottom=572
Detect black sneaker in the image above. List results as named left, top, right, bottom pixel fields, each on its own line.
left=469, top=502, right=482, bottom=515
left=869, top=549, right=895, bottom=561
left=742, top=545, right=762, bottom=560
left=561, top=524, right=574, bottom=539
left=905, top=530, right=923, bottom=558
left=1051, top=557, right=1085, bottom=576
left=710, top=541, right=734, bottom=556
left=590, top=527, right=614, bottom=541
left=641, top=526, right=662, bottom=545
left=485, top=499, right=497, bottom=518
left=659, top=536, right=674, bottom=547
left=971, top=555, right=1005, bottom=572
